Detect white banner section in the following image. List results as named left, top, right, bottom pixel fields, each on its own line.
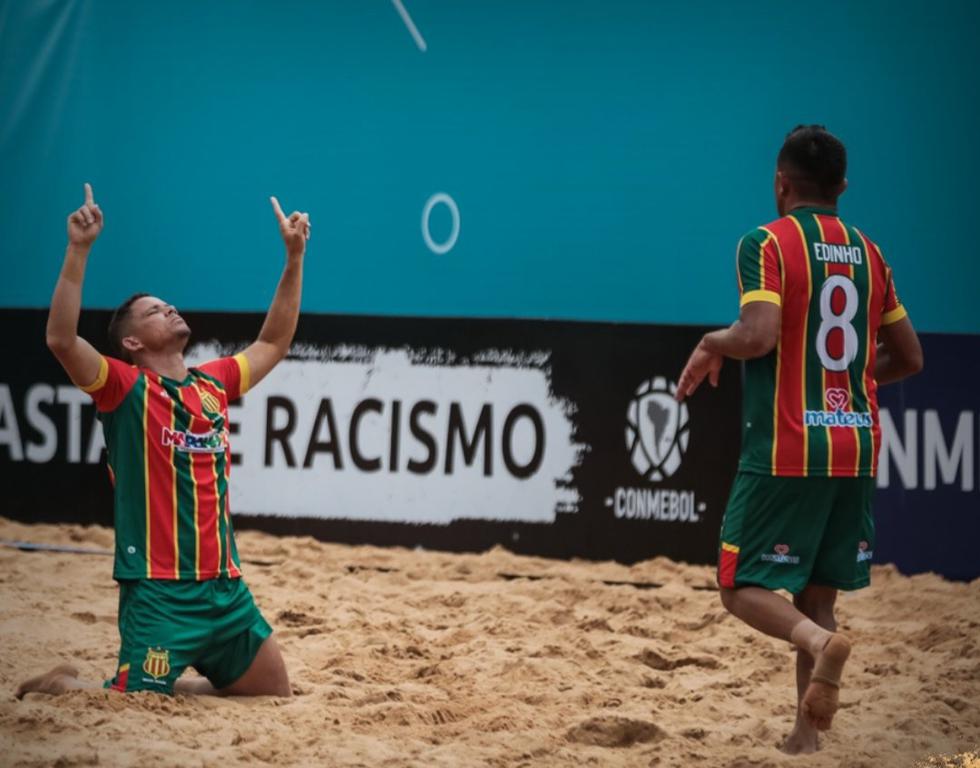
left=189, top=344, right=584, bottom=525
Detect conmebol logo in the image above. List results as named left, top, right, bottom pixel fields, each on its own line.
left=625, top=377, right=689, bottom=482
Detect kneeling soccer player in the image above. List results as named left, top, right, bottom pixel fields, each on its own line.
left=18, top=184, right=310, bottom=698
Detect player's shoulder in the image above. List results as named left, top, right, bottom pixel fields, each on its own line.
left=101, top=354, right=141, bottom=380
left=195, top=355, right=240, bottom=372
left=81, top=355, right=142, bottom=412
left=762, top=213, right=803, bottom=238
left=853, top=224, right=882, bottom=254
left=103, top=354, right=137, bottom=368
left=838, top=218, right=887, bottom=265
left=194, top=355, right=247, bottom=389
left=744, top=214, right=800, bottom=240
left=737, top=217, right=789, bottom=254
left=737, top=224, right=771, bottom=251
left=193, top=358, right=225, bottom=381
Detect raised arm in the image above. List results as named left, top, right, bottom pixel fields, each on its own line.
left=47, top=183, right=106, bottom=387
left=239, top=196, right=310, bottom=389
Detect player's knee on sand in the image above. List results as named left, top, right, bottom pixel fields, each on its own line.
left=219, top=636, right=291, bottom=697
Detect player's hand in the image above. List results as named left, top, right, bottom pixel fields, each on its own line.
left=67, top=183, right=103, bottom=247
left=270, top=196, right=310, bottom=259
left=676, top=340, right=723, bottom=402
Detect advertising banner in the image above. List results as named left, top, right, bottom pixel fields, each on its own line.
left=3, top=310, right=975, bottom=579
left=0, top=310, right=739, bottom=566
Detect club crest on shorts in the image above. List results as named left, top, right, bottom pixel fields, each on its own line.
left=142, top=647, right=171, bottom=680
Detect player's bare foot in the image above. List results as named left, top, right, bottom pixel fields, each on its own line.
left=801, top=634, right=851, bottom=730
left=15, top=664, right=81, bottom=699
left=780, top=722, right=820, bottom=754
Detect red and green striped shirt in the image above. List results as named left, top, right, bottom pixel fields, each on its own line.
left=80, top=354, right=251, bottom=580
left=736, top=207, right=906, bottom=477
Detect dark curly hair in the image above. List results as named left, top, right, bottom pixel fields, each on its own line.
left=107, top=292, right=149, bottom=362
left=777, top=124, right=847, bottom=201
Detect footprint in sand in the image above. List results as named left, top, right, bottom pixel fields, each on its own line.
left=421, top=708, right=460, bottom=726
left=635, top=648, right=721, bottom=671
left=565, top=716, right=667, bottom=748
left=276, top=609, right=316, bottom=626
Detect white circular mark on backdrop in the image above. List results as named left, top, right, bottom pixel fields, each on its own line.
left=421, top=192, right=460, bottom=255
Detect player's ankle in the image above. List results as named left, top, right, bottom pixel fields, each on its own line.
left=790, top=618, right=833, bottom=657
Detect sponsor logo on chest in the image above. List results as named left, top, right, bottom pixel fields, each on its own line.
left=161, top=426, right=228, bottom=453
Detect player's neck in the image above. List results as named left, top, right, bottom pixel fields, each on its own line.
left=137, top=350, right=189, bottom=382
left=786, top=198, right=837, bottom=214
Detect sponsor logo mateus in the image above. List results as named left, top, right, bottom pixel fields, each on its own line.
left=760, top=543, right=800, bottom=565
left=607, top=377, right=705, bottom=524
left=856, top=540, right=873, bottom=563
left=804, top=388, right=873, bottom=429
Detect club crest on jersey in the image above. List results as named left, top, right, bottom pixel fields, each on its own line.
left=161, top=426, right=228, bottom=453
left=199, top=389, right=221, bottom=414
left=803, top=387, right=873, bottom=429
left=142, top=647, right=171, bottom=680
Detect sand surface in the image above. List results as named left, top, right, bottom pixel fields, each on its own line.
left=0, top=517, right=977, bottom=767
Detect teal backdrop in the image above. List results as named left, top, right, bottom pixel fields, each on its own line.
left=2, top=0, right=978, bottom=332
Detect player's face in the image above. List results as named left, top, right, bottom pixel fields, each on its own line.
left=127, top=296, right=192, bottom=352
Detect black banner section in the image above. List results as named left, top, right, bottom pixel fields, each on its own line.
left=0, top=309, right=739, bottom=566
left=874, top=333, right=980, bottom=582
left=4, top=310, right=976, bottom=580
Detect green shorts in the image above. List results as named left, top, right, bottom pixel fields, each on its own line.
left=104, top=577, right=272, bottom=695
left=718, top=472, right=875, bottom=594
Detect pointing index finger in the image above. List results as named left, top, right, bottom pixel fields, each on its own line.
left=84, top=182, right=94, bottom=206
left=270, top=196, right=286, bottom=223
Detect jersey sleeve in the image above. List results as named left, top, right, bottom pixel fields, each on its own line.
left=197, top=353, right=251, bottom=402
left=881, top=266, right=908, bottom=325
left=861, top=233, right=908, bottom=326
left=77, top=355, right=140, bottom=413
left=736, top=228, right=782, bottom=308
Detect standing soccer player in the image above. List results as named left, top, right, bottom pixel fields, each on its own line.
left=677, top=126, right=923, bottom=753
left=17, top=183, right=310, bottom=698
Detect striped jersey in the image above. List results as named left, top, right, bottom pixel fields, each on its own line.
left=736, top=206, right=906, bottom=477
left=80, top=353, right=251, bottom=580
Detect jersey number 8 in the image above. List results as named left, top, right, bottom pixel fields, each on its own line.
left=816, top=275, right=859, bottom=372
